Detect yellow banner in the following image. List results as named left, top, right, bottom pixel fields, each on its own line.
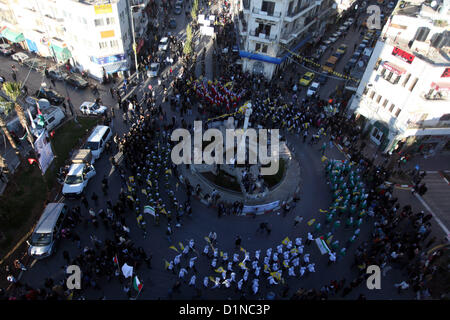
left=101, top=30, right=115, bottom=39
left=95, top=4, right=112, bottom=14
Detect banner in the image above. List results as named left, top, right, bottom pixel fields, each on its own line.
left=242, top=201, right=280, bottom=214
left=315, top=237, right=331, bottom=255
left=34, top=130, right=54, bottom=174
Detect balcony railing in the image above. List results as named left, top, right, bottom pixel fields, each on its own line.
left=249, top=30, right=277, bottom=41
left=252, top=7, right=282, bottom=18
left=406, top=121, right=450, bottom=129
left=286, top=5, right=309, bottom=18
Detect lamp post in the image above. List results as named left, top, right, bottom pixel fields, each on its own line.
left=130, top=3, right=146, bottom=81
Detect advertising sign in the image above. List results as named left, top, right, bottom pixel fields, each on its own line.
left=392, top=46, right=415, bottom=64
left=34, top=130, right=54, bottom=174
left=94, top=4, right=113, bottom=14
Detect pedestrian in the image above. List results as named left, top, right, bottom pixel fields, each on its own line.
left=51, top=78, right=56, bottom=87
left=306, top=232, right=314, bottom=245
left=235, top=235, right=242, bottom=248
left=294, top=215, right=303, bottom=226
left=394, top=281, right=409, bottom=293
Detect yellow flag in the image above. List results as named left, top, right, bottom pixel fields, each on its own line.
left=209, top=276, right=215, bottom=283
left=129, top=176, right=134, bottom=183
left=179, top=242, right=184, bottom=250
left=326, top=236, right=333, bottom=245
left=319, top=209, right=328, bottom=213
left=290, top=248, right=298, bottom=254
left=321, top=155, right=328, bottom=162
left=127, top=195, right=134, bottom=202
left=240, top=247, right=246, bottom=253
left=215, top=267, right=225, bottom=273
left=307, top=218, right=316, bottom=226
left=283, top=260, right=289, bottom=268
left=67, top=291, right=73, bottom=300
left=127, top=184, right=133, bottom=193
left=164, top=260, right=170, bottom=269
left=160, top=208, right=167, bottom=215
left=147, top=179, right=152, bottom=187
left=282, top=237, right=290, bottom=245
left=169, top=246, right=179, bottom=253
left=165, top=169, right=172, bottom=175
left=238, top=262, right=247, bottom=270
left=204, top=236, right=211, bottom=243
left=142, top=189, right=147, bottom=196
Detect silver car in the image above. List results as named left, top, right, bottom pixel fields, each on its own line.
left=27, top=203, right=68, bottom=259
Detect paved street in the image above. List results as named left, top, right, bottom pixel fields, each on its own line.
left=1, top=0, right=448, bottom=301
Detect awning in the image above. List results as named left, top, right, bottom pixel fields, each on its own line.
left=431, top=82, right=450, bottom=91
left=50, top=44, right=72, bottom=62
left=1, top=28, right=25, bottom=43
left=103, top=61, right=128, bottom=74
left=26, top=39, right=38, bottom=52
left=280, top=34, right=313, bottom=62
left=382, top=61, right=406, bottom=75
left=239, top=51, right=282, bottom=64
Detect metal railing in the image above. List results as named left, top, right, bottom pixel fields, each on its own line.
left=249, top=30, right=277, bottom=41
left=252, top=7, right=282, bottom=18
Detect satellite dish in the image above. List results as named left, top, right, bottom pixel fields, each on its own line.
left=430, top=1, right=437, bottom=8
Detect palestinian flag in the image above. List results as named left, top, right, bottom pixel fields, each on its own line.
left=133, top=275, right=143, bottom=292
left=113, top=255, right=119, bottom=266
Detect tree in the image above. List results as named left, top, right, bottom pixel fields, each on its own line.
left=2, top=82, right=34, bottom=146
left=191, top=6, right=197, bottom=21
left=0, top=97, right=20, bottom=156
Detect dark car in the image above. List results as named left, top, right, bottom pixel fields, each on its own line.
left=169, top=18, right=177, bottom=29
left=35, top=88, right=65, bottom=105
left=0, top=44, right=14, bottom=56
left=317, top=73, right=328, bottom=85
left=64, top=74, right=89, bottom=88
left=47, top=67, right=69, bottom=81
left=174, top=5, right=182, bottom=15
left=23, top=58, right=47, bottom=72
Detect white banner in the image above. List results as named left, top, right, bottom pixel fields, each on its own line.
left=242, top=201, right=280, bottom=214
left=315, top=237, right=331, bottom=255
left=34, top=130, right=54, bottom=174
left=200, top=26, right=215, bottom=36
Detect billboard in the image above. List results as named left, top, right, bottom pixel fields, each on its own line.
left=94, top=4, right=112, bottom=14
left=34, top=131, right=54, bottom=174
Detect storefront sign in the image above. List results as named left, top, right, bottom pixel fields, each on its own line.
left=100, top=30, right=115, bottom=38
left=242, top=201, right=280, bottom=214
left=94, top=4, right=112, bottom=14
left=441, top=68, right=450, bottom=78
left=392, top=47, right=415, bottom=64
left=90, top=54, right=126, bottom=65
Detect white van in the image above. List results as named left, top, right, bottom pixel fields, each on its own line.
left=32, top=105, right=65, bottom=136
left=83, top=125, right=113, bottom=162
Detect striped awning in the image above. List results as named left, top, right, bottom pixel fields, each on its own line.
left=382, top=61, right=406, bottom=75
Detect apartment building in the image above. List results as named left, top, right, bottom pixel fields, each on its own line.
left=237, top=0, right=336, bottom=79
left=348, top=1, right=450, bottom=155
left=1, top=0, right=149, bottom=80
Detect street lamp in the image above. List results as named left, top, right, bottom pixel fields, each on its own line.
left=130, top=3, right=146, bottom=81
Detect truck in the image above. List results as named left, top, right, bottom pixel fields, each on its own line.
left=62, top=149, right=96, bottom=198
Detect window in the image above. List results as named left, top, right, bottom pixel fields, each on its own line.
left=382, top=99, right=388, bottom=108
left=261, top=1, right=275, bottom=15
left=363, top=86, right=369, bottom=95
left=123, top=32, right=128, bottom=41
left=288, top=1, right=294, bottom=15
left=402, top=73, right=411, bottom=87
left=370, top=91, right=376, bottom=100
left=440, top=114, right=450, bottom=121
left=376, top=95, right=382, bottom=103
left=409, top=77, right=418, bottom=92
left=99, top=41, right=108, bottom=49
left=262, top=45, right=268, bottom=53
left=380, top=68, right=386, bottom=76
left=110, top=40, right=119, bottom=49
left=394, top=108, right=402, bottom=118
left=94, top=18, right=104, bottom=27
left=106, top=17, right=115, bottom=25
left=385, top=71, right=393, bottom=82
left=392, top=75, right=401, bottom=85
left=389, top=104, right=395, bottom=112
left=374, top=58, right=382, bottom=71
left=371, top=127, right=383, bottom=144
left=255, top=43, right=261, bottom=52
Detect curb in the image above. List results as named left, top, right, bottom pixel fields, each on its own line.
left=384, top=181, right=414, bottom=190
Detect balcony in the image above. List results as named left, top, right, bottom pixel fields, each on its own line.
left=284, top=1, right=320, bottom=22
left=280, top=17, right=315, bottom=44
left=239, top=19, right=248, bottom=36
left=251, top=7, right=282, bottom=22
left=249, top=30, right=277, bottom=43
left=242, top=0, right=250, bottom=12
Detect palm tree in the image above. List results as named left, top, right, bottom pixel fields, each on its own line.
left=0, top=96, right=20, bottom=156
left=2, top=82, right=34, bottom=146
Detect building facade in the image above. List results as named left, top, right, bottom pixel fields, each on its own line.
left=348, top=2, right=450, bottom=155
left=1, top=0, right=150, bottom=80
left=237, top=0, right=336, bottom=80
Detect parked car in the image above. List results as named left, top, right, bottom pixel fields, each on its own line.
left=11, top=52, right=29, bottom=63
left=317, top=73, right=328, bottom=85
left=148, top=62, right=160, bottom=78
left=306, top=82, right=320, bottom=97
left=0, top=44, right=14, bottom=56
left=299, top=72, right=315, bottom=86
left=27, top=203, right=68, bottom=259
left=332, top=31, right=342, bottom=38
left=23, top=58, right=46, bottom=72
left=31, top=105, right=65, bottom=137
left=64, top=73, right=89, bottom=88
left=339, top=25, right=348, bottom=32
left=158, top=37, right=169, bottom=51
left=337, top=43, right=348, bottom=54
left=387, top=1, right=395, bottom=9
left=328, top=36, right=338, bottom=43
left=344, top=59, right=357, bottom=73
left=174, top=5, right=182, bottom=14
left=35, top=88, right=65, bottom=105
left=169, top=18, right=177, bottom=29
left=47, top=66, right=69, bottom=81
left=80, top=101, right=107, bottom=115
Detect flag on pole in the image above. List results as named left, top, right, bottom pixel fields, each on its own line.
left=113, top=255, right=119, bottom=266
left=164, top=260, right=170, bottom=269
left=133, top=275, right=143, bottom=292
left=27, top=107, right=36, bottom=129
left=121, top=263, right=133, bottom=278
left=282, top=237, right=290, bottom=245
left=28, top=158, right=39, bottom=165
left=319, top=209, right=328, bottom=213
left=204, top=236, right=211, bottom=243
left=307, top=218, right=316, bottom=226
left=169, top=245, right=179, bottom=253
left=144, top=205, right=155, bottom=216
left=179, top=242, right=184, bottom=251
